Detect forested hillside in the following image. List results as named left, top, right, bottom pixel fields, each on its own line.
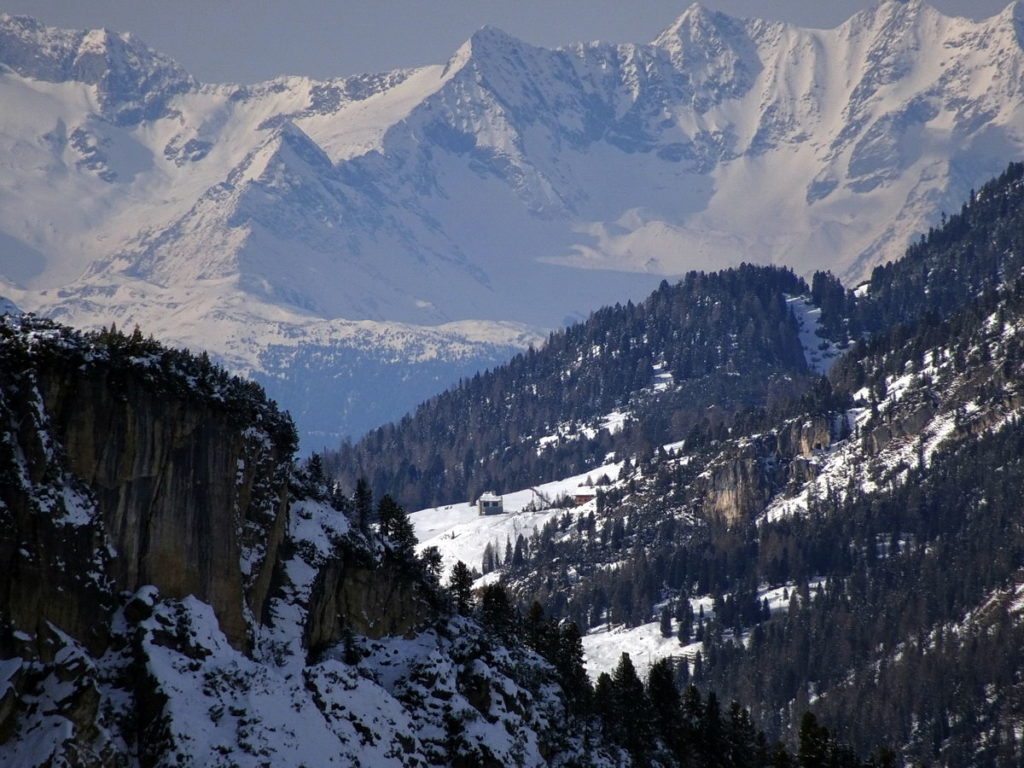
left=495, top=269, right=1024, bottom=764
left=0, top=314, right=893, bottom=767
left=390, top=162, right=1024, bottom=766
left=330, top=265, right=816, bottom=508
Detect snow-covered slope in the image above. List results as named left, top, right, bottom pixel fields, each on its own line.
left=3, top=2, right=1024, bottom=442
left=787, top=295, right=845, bottom=374
left=412, top=462, right=623, bottom=578
left=0, top=315, right=616, bottom=767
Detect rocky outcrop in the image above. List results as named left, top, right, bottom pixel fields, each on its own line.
left=42, top=364, right=289, bottom=649
left=0, top=322, right=294, bottom=656
left=697, top=413, right=837, bottom=524
left=699, top=443, right=775, bottom=524
left=304, top=554, right=433, bottom=655
left=778, top=414, right=834, bottom=457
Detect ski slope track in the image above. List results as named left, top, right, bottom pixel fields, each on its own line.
left=3, top=1, right=1024, bottom=443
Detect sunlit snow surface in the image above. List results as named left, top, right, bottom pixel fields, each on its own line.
left=412, top=462, right=622, bottom=577
left=786, top=295, right=844, bottom=374
left=580, top=582, right=823, bottom=679
left=3, top=3, right=1024, bottom=443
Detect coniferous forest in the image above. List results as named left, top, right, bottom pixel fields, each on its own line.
left=9, top=6, right=1024, bottom=766
left=328, top=162, right=1024, bottom=767
left=329, top=265, right=815, bottom=509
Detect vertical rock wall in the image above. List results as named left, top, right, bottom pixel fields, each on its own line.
left=0, top=348, right=292, bottom=655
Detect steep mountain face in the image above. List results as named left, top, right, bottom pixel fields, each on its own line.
left=404, top=165, right=1024, bottom=765
left=0, top=321, right=296, bottom=658
left=3, top=2, right=1024, bottom=444
left=0, top=317, right=620, bottom=767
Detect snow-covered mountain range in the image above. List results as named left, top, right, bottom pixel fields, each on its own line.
left=2, top=1, right=1024, bottom=442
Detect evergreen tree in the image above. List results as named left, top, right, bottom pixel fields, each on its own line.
left=420, top=546, right=443, bottom=581
left=660, top=605, right=674, bottom=638
left=555, top=622, right=591, bottom=714
left=302, top=453, right=328, bottom=499
left=647, top=658, right=682, bottom=758
left=797, top=712, right=831, bottom=768
left=449, top=560, right=475, bottom=615
left=479, top=583, right=517, bottom=640
left=354, top=477, right=373, bottom=533
left=593, top=672, right=616, bottom=733
left=524, top=601, right=555, bottom=655
left=609, top=652, right=653, bottom=761
left=377, top=494, right=417, bottom=556
left=726, top=701, right=759, bottom=768
left=700, top=691, right=727, bottom=768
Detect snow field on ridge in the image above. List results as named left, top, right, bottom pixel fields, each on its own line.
left=411, top=461, right=624, bottom=579
left=786, top=294, right=845, bottom=375
left=581, top=581, right=822, bottom=680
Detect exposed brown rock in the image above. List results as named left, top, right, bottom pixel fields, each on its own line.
left=701, top=445, right=773, bottom=524
left=304, top=555, right=432, bottom=655
left=698, top=414, right=838, bottom=524
left=0, top=347, right=292, bottom=657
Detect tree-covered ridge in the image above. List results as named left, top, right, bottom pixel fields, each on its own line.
left=491, top=271, right=1024, bottom=765
left=810, top=161, right=1024, bottom=342
left=330, top=264, right=812, bottom=509
left=0, top=314, right=298, bottom=455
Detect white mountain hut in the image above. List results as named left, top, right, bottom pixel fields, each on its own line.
left=477, top=492, right=504, bottom=516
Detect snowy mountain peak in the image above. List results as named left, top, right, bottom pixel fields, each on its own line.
left=840, top=0, right=944, bottom=38
left=655, top=2, right=735, bottom=39
left=5, top=6, right=1024, bottom=444
left=653, top=2, right=744, bottom=54
left=652, top=2, right=763, bottom=106
left=469, top=24, right=524, bottom=50
left=444, top=24, right=539, bottom=80
left=0, top=13, right=193, bottom=124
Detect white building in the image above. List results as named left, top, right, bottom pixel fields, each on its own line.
left=477, top=492, right=503, bottom=516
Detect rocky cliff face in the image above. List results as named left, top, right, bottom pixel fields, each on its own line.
left=305, top=557, right=433, bottom=654
left=0, top=317, right=606, bottom=767
left=0, top=327, right=294, bottom=656
left=697, top=414, right=837, bottom=524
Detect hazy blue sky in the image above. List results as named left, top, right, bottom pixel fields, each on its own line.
left=3, top=0, right=1013, bottom=83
